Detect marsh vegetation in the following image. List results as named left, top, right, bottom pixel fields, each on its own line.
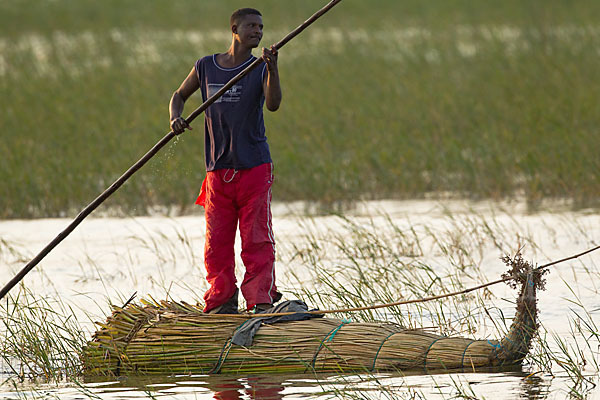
left=1, top=0, right=600, bottom=217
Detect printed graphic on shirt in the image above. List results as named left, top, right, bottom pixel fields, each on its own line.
left=208, top=83, right=243, bottom=103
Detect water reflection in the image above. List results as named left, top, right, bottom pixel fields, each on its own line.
left=204, top=376, right=285, bottom=400
left=81, top=369, right=552, bottom=400
left=0, top=368, right=579, bottom=399
left=86, top=374, right=286, bottom=399
left=518, top=373, right=551, bottom=399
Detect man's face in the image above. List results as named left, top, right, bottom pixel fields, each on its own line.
left=234, top=14, right=263, bottom=48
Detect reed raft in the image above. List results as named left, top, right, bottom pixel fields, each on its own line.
left=82, top=265, right=540, bottom=376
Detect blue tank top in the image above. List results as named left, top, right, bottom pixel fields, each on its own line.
left=195, top=54, right=272, bottom=171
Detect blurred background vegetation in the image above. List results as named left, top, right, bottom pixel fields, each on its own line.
left=1, top=0, right=599, bottom=218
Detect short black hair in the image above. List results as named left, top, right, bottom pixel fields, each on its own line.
left=230, top=8, right=262, bottom=28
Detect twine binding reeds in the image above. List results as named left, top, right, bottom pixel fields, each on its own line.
left=460, top=340, right=477, bottom=368
left=309, top=319, right=353, bottom=371
left=209, top=338, right=233, bottom=374
left=423, top=337, right=444, bottom=369
left=209, top=317, right=258, bottom=374
left=371, top=331, right=398, bottom=371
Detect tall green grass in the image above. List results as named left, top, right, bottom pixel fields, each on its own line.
left=1, top=0, right=600, bottom=218
left=0, top=286, right=87, bottom=382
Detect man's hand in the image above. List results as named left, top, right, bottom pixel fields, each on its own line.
left=170, top=116, right=192, bottom=135
left=262, top=45, right=278, bottom=72
left=262, top=45, right=282, bottom=111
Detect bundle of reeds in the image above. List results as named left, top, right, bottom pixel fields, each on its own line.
left=83, top=264, right=539, bottom=376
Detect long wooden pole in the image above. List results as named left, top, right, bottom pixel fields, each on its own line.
left=0, top=0, right=342, bottom=301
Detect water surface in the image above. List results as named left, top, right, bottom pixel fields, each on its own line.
left=1, top=200, right=599, bottom=399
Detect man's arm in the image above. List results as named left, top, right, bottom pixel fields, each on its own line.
left=262, top=46, right=282, bottom=112
left=169, top=67, right=200, bottom=134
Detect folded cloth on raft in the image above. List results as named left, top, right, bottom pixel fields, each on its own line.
left=231, top=300, right=323, bottom=346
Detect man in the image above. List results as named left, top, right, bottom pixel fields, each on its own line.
left=169, top=8, right=282, bottom=314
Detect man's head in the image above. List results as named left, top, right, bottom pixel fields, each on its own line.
left=230, top=8, right=263, bottom=48
left=230, top=8, right=262, bottom=28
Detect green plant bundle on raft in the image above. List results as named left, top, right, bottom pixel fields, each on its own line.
left=83, top=263, right=540, bottom=376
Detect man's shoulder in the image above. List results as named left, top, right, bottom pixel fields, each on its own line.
left=196, top=54, right=214, bottom=66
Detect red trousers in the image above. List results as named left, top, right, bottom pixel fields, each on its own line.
left=197, top=163, right=278, bottom=312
